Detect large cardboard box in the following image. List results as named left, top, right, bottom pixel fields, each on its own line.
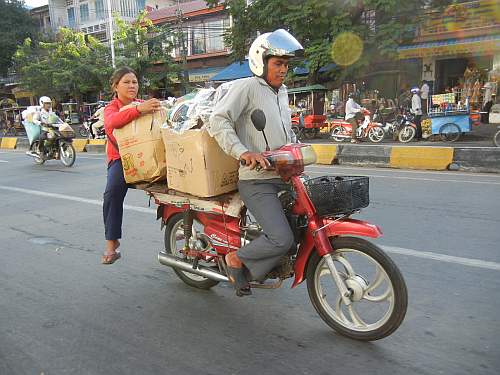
left=162, top=127, right=239, bottom=197
left=114, top=109, right=167, bottom=184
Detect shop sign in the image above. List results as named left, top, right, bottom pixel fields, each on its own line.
left=399, top=37, right=500, bottom=59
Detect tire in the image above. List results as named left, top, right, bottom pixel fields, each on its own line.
left=368, top=126, right=385, bottom=143
left=493, top=130, right=500, bottom=147
left=31, top=141, right=45, bottom=165
left=330, top=126, right=346, bottom=142
left=164, top=213, right=219, bottom=290
left=79, top=126, right=89, bottom=138
left=439, top=123, right=461, bottom=142
left=398, top=126, right=416, bottom=143
left=306, top=237, right=407, bottom=341
left=60, top=142, right=76, bottom=167
left=292, top=126, right=302, bottom=140
left=303, top=129, right=319, bottom=140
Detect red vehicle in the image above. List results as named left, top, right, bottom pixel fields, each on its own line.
left=330, top=109, right=385, bottom=143
left=289, top=85, right=328, bottom=139
left=151, top=110, right=407, bottom=341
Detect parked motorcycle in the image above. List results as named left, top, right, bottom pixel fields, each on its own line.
left=374, top=109, right=417, bottom=143
left=25, top=114, right=76, bottom=167
left=330, top=109, right=385, bottom=143
left=155, top=109, right=407, bottom=341
left=79, top=117, right=105, bottom=139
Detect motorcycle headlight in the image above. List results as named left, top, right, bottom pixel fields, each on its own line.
left=299, top=145, right=317, bottom=165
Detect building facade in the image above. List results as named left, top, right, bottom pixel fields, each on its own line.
left=398, top=0, right=500, bottom=94
left=146, top=0, right=232, bottom=95
left=30, top=5, right=52, bottom=35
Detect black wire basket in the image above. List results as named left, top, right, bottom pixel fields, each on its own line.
left=304, top=176, right=369, bottom=217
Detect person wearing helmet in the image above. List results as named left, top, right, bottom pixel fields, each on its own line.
left=410, top=86, right=423, bottom=140
left=33, top=96, right=53, bottom=126
left=344, top=92, right=363, bottom=143
left=208, top=29, right=303, bottom=296
left=90, top=102, right=106, bottom=139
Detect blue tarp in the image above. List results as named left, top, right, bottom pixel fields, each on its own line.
left=209, top=61, right=252, bottom=81
left=293, top=61, right=337, bottom=75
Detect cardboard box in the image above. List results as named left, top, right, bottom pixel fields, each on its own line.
left=162, top=127, right=239, bottom=197
left=114, top=109, right=167, bottom=184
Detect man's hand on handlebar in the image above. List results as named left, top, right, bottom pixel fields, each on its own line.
left=240, top=151, right=270, bottom=170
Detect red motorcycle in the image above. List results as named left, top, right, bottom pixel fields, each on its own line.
left=153, top=110, right=407, bottom=341
left=330, top=109, right=385, bottom=143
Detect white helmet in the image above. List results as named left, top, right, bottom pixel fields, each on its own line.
left=39, top=96, right=52, bottom=106
left=248, top=29, right=303, bottom=77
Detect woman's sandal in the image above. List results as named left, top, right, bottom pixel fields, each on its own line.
left=226, top=266, right=252, bottom=297
left=101, top=251, right=121, bottom=265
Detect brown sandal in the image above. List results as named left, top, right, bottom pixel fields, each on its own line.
left=101, top=251, right=121, bottom=265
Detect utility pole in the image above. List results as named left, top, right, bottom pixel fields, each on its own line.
left=106, top=0, right=116, bottom=68
left=176, top=0, right=189, bottom=94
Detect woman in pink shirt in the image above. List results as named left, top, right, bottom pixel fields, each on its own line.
left=102, top=67, right=161, bottom=264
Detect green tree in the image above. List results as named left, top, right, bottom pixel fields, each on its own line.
left=14, top=28, right=112, bottom=101
left=206, top=0, right=453, bottom=83
left=0, top=0, right=36, bottom=76
left=113, top=11, right=179, bottom=94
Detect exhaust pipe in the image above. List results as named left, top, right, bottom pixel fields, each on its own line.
left=158, top=252, right=229, bottom=282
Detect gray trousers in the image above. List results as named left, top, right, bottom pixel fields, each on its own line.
left=237, top=179, right=295, bottom=281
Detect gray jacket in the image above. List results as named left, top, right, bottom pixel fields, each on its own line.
left=208, top=76, right=296, bottom=180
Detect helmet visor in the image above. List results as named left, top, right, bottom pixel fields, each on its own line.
left=266, top=29, right=304, bottom=58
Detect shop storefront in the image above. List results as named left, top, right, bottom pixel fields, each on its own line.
left=399, top=0, right=500, bottom=97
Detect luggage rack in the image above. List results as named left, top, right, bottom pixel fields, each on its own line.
left=130, top=182, right=243, bottom=218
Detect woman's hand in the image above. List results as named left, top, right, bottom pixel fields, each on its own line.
left=136, top=99, right=161, bottom=114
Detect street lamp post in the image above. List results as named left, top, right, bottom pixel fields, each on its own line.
left=106, top=0, right=116, bottom=68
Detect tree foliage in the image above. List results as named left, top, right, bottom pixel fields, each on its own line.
left=113, top=11, right=179, bottom=91
left=0, top=0, right=36, bottom=76
left=14, top=28, right=112, bottom=101
left=206, top=0, right=453, bottom=82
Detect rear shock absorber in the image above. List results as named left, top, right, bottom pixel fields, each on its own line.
left=183, top=210, right=193, bottom=252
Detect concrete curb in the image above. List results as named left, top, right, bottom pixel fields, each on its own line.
left=85, top=144, right=106, bottom=153
left=308, top=143, right=500, bottom=173
left=0, top=137, right=17, bottom=149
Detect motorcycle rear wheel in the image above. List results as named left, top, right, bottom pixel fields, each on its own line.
left=164, top=213, right=219, bottom=290
left=306, top=237, right=407, bottom=341
left=60, top=142, right=76, bottom=167
left=79, top=126, right=89, bottom=138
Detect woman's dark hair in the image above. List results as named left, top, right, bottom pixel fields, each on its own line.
left=109, top=66, right=138, bottom=96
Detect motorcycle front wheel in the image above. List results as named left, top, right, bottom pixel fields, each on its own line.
left=330, top=126, right=346, bottom=142
left=398, top=126, right=416, bottom=143
left=493, top=129, right=500, bottom=147
left=367, top=127, right=385, bottom=143
left=306, top=237, right=407, bottom=341
left=31, top=141, right=45, bottom=165
left=60, top=142, right=76, bottom=167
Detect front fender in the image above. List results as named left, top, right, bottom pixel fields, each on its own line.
left=291, top=218, right=382, bottom=288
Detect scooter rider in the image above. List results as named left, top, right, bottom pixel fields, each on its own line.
left=90, top=102, right=106, bottom=138
left=208, top=29, right=303, bottom=296
left=345, top=92, right=363, bottom=143
left=32, top=96, right=55, bottom=155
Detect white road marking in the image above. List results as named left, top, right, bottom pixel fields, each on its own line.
left=382, top=246, right=500, bottom=271
left=1, top=184, right=499, bottom=272
left=0, top=185, right=154, bottom=214
left=307, top=167, right=500, bottom=185
left=0, top=160, right=8, bottom=163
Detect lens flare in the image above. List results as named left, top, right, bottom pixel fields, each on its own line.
left=331, top=32, right=364, bottom=67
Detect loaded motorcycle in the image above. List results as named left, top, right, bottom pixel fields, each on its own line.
left=79, top=116, right=105, bottom=139
left=330, top=109, right=385, bottom=143
left=23, top=113, right=76, bottom=167
left=150, top=110, right=407, bottom=341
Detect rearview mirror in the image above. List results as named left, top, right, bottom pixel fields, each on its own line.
left=251, top=109, right=266, bottom=131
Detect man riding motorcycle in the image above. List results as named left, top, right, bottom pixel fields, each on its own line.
left=32, top=96, right=56, bottom=155
left=208, top=29, right=303, bottom=296
left=91, top=101, right=106, bottom=138
left=345, top=92, right=363, bottom=143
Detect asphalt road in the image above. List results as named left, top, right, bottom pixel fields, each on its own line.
left=1, top=150, right=499, bottom=375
